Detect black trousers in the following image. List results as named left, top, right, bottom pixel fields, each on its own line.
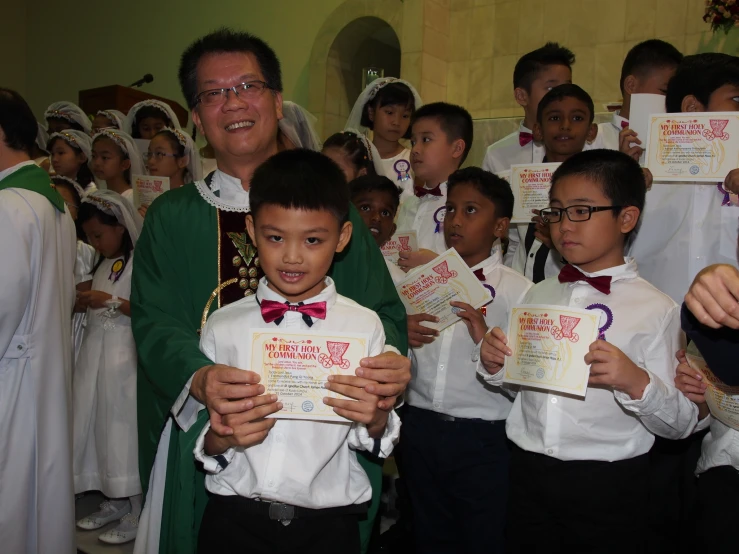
left=506, top=445, right=649, bottom=554
left=401, top=406, right=511, bottom=554
left=696, top=465, right=739, bottom=550
left=197, top=494, right=361, bottom=554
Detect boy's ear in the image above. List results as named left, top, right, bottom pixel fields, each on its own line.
left=681, top=95, right=705, bottom=113
left=532, top=122, right=543, bottom=143
left=336, top=221, right=353, bottom=253
left=245, top=214, right=257, bottom=244
left=586, top=122, right=598, bottom=143
left=514, top=87, right=529, bottom=109
left=493, top=217, right=510, bottom=240
left=451, top=138, right=465, bottom=160
left=623, top=74, right=637, bottom=96
left=619, top=206, right=640, bottom=235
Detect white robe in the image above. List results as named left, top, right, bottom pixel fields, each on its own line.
left=0, top=167, right=77, bottom=554
left=73, top=255, right=140, bottom=498
left=73, top=240, right=96, bottom=363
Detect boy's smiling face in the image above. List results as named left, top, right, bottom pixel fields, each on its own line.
left=352, top=190, right=397, bottom=248
left=534, top=96, right=597, bottom=160
left=246, top=206, right=352, bottom=303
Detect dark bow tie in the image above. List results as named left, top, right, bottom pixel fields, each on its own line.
left=620, top=120, right=629, bottom=129
left=415, top=184, right=443, bottom=198
left=473, top=268, right=485, bottom=281
left=260, top=298, right=327, bottom=327
left=558, top=264, right=612, bottom=295
left=519, top=131, right=534, bottom=147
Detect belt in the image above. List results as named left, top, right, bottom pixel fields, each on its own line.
left=212, top=494, right=368, bottom=522
left=405, top=404, right=501, bottom=424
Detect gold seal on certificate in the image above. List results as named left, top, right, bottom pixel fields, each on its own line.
left=133, top=174, right=170, bottom=208
left=396, top=248, right=491, bottom=331
left=381, top=230, right=418, bottom=266
left=248, top=329, right=370, bottom=422
left=645, top=112, right=739, bottom=182
left=509, top=163, right=560, bottom=224
left=503, top=305, right=600, bottom=397
left=686, top=344, right=739, bottom=431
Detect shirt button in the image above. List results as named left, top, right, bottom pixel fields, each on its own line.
left=439, top=365, right=445, bottom=371
left=529, top=253, right=534, bottom=258
left=472, top=353, right=479, bottom=362
left=547, top=449, right=554, bottom=455
left=433, top=402, right=441, bottom=409
left=574, top=298, right=581, bottom=304
left=551, top=397, right=558, bottom=404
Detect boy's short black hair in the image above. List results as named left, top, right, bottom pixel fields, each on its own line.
left=666, top=53, right=739, bottom=113
left=447, top=167, right=514, bottom=219
left=360, top=82, right=416, bottom=139
left=513, top=42, right=575, bottom=92
left=250, top=149, right=350, bottom=225
left=620, top=39, right=683, bottom=94
left=411, top=102, right=473, bottom=165
left=349, top=174, right=401, bottom=212
left=551, top=149, right=646, bottom=239
left=179, top=28, right=282, bottom=110
left=536, top=84, right=595, bottom=124
left=0, top=88, right=37, bottom=156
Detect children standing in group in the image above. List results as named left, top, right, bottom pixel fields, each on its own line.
left=322, top=131, right=378, bottom=182
left=145, top=127, right=203, bottom=188
left=92, top=110, right=127, bottom=132
left=45, top=101, right=93, bottom=134
left=73, top=190, right=144, bottom=545
left=91, top=129, right=145, bottom=203
left=127, top=100, right=181, bottom=139
left=48, top=130, right=96, bottom=188
left=402, top=167, right=531, bottom=554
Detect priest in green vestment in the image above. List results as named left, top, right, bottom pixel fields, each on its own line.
left=131, top=29, right=410, bottom=554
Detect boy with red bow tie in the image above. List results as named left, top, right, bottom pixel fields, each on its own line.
left=194, top=149, right=399, bottom=554
left=479, top=150, right=697, bottom=553
left=402, top=167, right=531, bottom=554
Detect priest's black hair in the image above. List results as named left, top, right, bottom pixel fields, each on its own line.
left=250, top=148, right=350, bottom=225
left=0, top=88, right=36, bottom=156
left=411, top=102, right=474, bottom=164
left=77, top=202, right=134, bottom=274
left=322, top=131, right=376, bottom=176
left=537, top=84, right=595, bottom=124
left=666, top=53, right=739, bottom=113
left=360, top=82, right=416, bottom=138
left=620, top=39, right=683, bottom=94
left=514, top=42, right=575, bottom=92
left=131, top=105, right=174, bottom=139
left=447, top=167, right=514, bottom=220
left=179, top=27, right=282, bottom=110
left=349, top=174, right=401, bottom=212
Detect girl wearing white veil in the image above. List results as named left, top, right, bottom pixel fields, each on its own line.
left=48, top=129, right=96, bottom=189
left=45, top=100, right=93, bottom=134
left=345, top=77, right=422, bottom=196
left=73, top=190, right=144, bottom=545
left=91, top=129, right=145, bottom=203
left=279, top=100, right=322, bottom=151
left=94, top=109, right=128, bottom=133
left=147, top=127, right=203, bottom=186
left=127, top=100, right=181, bottom=139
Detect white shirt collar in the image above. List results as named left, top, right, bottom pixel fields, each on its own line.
left=469, top=240, right=504, bottom=278
left=611, top=110, right=629, bottom=131
left=256, top=276, right=338, bottom=313
left=518, top=122, right=533, bottom=135
left=0, top=160, right=36, bottom=183
left=194, top=168, right=251, bottom=212
left=572, top=257, right=639, bottom=283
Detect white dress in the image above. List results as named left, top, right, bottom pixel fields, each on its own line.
left=73, top=241, right=96, bottom=363
left=380, top=147, right=414, bottom=200
left=73, top=254, right=140, bottom=498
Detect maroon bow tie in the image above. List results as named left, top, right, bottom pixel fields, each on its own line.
left=415, top=184, right=443, bottom=198
left=260, top=298, right=327, bottom=327
left=558, top=264, right=612, bottom=295
left=519, top=131, right=534, bottom=147
left=473, top=268, right=485, bottom=281
left=620, top=120, right=629, bottom=129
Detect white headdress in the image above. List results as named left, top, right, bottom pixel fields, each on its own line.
left=279, top=101, right=321, bottom=152
left=97, top=110, right=128, bottom=132
left=44, top=101, right=92, bottom=133
left=51, top=175, right=87, bottom=200
left=157, top=127, right=204, bottom=182
left=126, top=100, right=181, bottom=135
left=49, top=130, right=92, bottom=161
left=345, top=77, right=423, bottom=136
left=36, top=122, right=49, bottom=153
left=93, top=128, right=146, bottom=177
left=82, top=189, right=144, bottom=246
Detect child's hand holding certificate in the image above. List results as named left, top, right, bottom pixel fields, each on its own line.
left=686, top=344, right=739, bottom=431
left=395, top=248, right=492, bottom=331
left=248, top=329, right=369, bottom=422
left=381, top=230, right=418, bottom=266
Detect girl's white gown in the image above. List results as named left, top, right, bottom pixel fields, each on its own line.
left=73, top=254, right=141, bottom=498
left=73, top=241, right=96, bottom=362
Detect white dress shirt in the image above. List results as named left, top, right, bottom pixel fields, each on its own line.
left=385, top=257, right=407, bottom=285
left=695, top=417, right=739, bottom=473
left=481, top=124, right=545, bottom=175
left=380, top=148, right=414, bottom=201
left=629, top=182, right=739, bottom=303
left=396, top=181, right=448, bottom=255
left=193, top=277, right=400, bottom=509
left=481, top=258, right=697, bottom=462
left=593, top=111, right=628, bottom=152
left=408, top=247, right=532, bottom=420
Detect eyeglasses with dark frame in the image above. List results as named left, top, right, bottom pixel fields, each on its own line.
left=540, top=205, right=623, bottom=223
left=143, top=151, right=180, bottom=161
left=195, top=80, right=273, bottom=107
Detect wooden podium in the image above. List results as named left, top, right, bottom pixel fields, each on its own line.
left=78, top=85, right=189, bottom=128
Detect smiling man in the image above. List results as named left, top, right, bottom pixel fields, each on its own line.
left=131, top=29, right=409, bottom=554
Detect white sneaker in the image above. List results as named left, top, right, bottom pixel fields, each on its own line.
left=98, top=513, right=139, bottom=544
left=76, top=500, right=130, bottom=530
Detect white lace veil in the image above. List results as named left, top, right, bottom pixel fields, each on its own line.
left=49, top=130, right=93, bottom=161
left=36, top=123, right=49, bottom=153
left=126, top=100, right=182, bottom=135
left=44, top=101, right=92, bottom=133
left=97, top=109, right=128, bottom=132
left=51, top=175, right=87, bottom=200
left=344, top=77, right=423, bottom=136
left=82, top=189, right=144, bottom=246
left=279, top=101, right=321, bottom=151
left=157, top=127, right=204, bottom=182
left=93, top=129, right=146, bottom=177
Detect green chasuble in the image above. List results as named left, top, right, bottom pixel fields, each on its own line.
left=132, top=182, right=407, bottom=554
left=0, top=163, right=65, bottom=212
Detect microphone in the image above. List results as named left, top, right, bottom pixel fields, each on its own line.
left=129, top=74, right=154, bottom=88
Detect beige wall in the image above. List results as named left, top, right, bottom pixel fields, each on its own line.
left=2, top=2, right=28, bottom=95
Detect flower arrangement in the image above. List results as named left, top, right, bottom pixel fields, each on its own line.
left=704, top=0, right=739, bottom=34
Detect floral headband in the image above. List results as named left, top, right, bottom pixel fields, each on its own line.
left=94, top=129, right=130, bottom=155
left=52, top=131, right=81, bottom=150
left=51, top=175, right=86, bottom=200
left=96, top=110, right=121, bottom=128
left=366, top=77, right=401, bottom=102
left=45, top=109, right=77, bottom=123
left=82, top=194, right=115, bottom=216
left=160, top=127, right=188, bottom=149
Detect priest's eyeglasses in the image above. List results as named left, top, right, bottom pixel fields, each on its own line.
left=196, top=81, right=272, bottom=106
left=540, top=205, right=623, bottom=223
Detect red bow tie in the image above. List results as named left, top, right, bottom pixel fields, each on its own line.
left=558, top=264, right=612, bottom=295
left=620, top=120, right=630, bottom=129
left=519, top=131, right=534, bottom=147
left=473, top=268, right=485, bottom=281
left=415, top=184, right=443, bottom=198
left=260, top=298, right=327, bottom=327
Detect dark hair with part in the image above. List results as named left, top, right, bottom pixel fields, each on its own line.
left=411, top=102, right=474, bottom=164
left=52, top=176, right=85, bottom=241
left=537, top=83, right=595, bottom=124
left=131, top=106, right=173, bottom=139
left=514, top=42, right=575, bottom=91
left=77, top=202, right=134, bottom=272
left=360, top=82, right=416, bottom=138
left=93, top=133, right=132, bottom=182
left=0, top=88, right=37, bottom=155
left=179, top=27, right=283, bottom=110
left=551, top=149, right=646, bottom=240
left=666, top=53, right=739, bottom=113
left=153, top=129, right=186, bottom=157
left=349, top=174, right=401, bottom=211
left=620, top=39, right=683, bottom=94
left=447, top=166, right=514, bottom=219
left=323, top=131, right=376, bottom=176
left=250, top=149, right=350, bottom=224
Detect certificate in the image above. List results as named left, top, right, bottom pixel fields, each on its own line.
left=248, top=329, right=370, bottom=422
left=381, top=230, right=418, bottom=266
left=502, top=305, right=601, bottom=397
left=645, top=112, right=739, bottom=182
left=509, top=163, right=560, bottom=223
left=396, top=248, right=491, bottom=331
left=686, top=344, right=739, bottom=431
left=132, top=175, right=170, bottom=208
left=629, top=93, right=666, bottom=166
